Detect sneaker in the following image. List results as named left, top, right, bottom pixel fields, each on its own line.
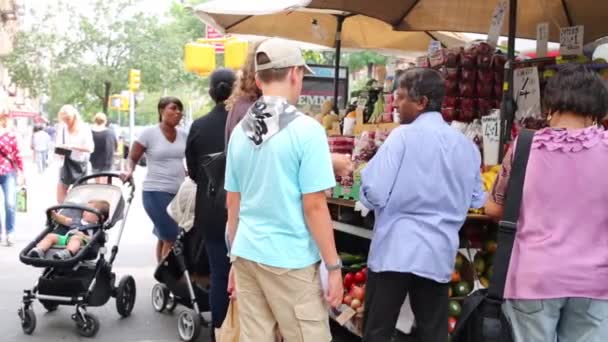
left=52, top=250, right=72, bottom=260
left=2, top=236, right=11, bottom=247
left=28, top=248, right=43, bottom=258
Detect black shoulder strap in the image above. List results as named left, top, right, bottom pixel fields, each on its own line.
left=487, top=129, right=534, bottom=300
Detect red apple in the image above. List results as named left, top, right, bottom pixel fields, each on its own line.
left=459, top=98, right=477, bottom=122
left=477, top=82, right=493, bottom=98
left=354, top=271, right=366, bottom=283
left=459, top=82, right=476, bottom=98
left=445, top=67, right=459, bottom=81
left=448, top=316, right=458, bottom=334
left=461, top=68, right=477, bottom=83
left=477, top=54, right=492, bottom=69
left=493, top=54, right=507, bottom=71
left=478, top=98, right=495, bottom=116
left=443, top=96, right=459, bottom=108
left=461, top=51, right=478, bottom=69
left=445, top=50, right=461, bottom=68
left=445, top=79, right=459, bottom=97
left=351, top=285, right=366, bottom=301
left=442, top=107, right=456, bottom=122
left=344, top=273, right=355, bottom=289
left=476, top=42, right=493, bottom=56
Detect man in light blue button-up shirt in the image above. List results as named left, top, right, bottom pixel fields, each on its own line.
left=360, top=68, right=485, bottom=342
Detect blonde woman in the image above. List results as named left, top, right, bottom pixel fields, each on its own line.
left=55, top=105, right=94, bottom=203
left=90, top=112, right=117, bottom=174
left=0, top=110, right=24, bottom=246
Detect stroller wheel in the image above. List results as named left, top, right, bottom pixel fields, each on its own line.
left=152, top=283, right=169, bottom=312
left=177, top=309, right=201, bottom=342
left=165, top=292, right=177, bottom=313
left=41, top=301, right=59, bottom=312
left=76, top=312, right=100, bottom=338
left=116, top=275, right=137, bottom=318
left=19, top=308, right=36, bottom=335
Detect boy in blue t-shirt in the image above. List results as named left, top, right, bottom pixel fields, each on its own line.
left=225, top=38, right=343, bottom=342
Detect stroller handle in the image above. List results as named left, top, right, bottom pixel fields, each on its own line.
left=74, top=172, right=136, bottom=203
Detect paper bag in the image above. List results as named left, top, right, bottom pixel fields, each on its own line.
left=217, top=300, right=240, bottom=342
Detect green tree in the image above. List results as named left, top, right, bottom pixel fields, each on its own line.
left=2, top=0, right=210, bottom=123
left=343, top=51, right=388, bottom=78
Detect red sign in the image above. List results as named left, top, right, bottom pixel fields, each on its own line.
left=206, top=26, right=224, bottom=53
left=9, top=110, right=39, bottom=118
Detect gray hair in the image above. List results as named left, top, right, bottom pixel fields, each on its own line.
left=398, top=68, right=445, bottom=112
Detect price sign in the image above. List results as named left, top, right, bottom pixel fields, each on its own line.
left=416, top=55, right=429, bottom=68
left=487, top=0, right=508, bottom=48
left=560, top=25, right=584, bottom=56
left=513, top=67, right=541, bottom=120
left=428, top=40, right=441, bottom=54
left=536, top=23, right=549, bottom=57
left=482, top=110, right=501, bottom=166
left=428, top=49, right=445, bottom=68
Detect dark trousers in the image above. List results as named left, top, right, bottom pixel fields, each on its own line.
left=206, top=238, right=231, bottom=329
left=363, top=271, right=448, bottom=342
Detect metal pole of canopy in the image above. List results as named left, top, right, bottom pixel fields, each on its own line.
left=332, top=15, right=345, bottom=114
left=499, top=0, right=518, bottom=162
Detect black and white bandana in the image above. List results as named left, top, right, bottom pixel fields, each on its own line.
left=241, top=96, right=301, bottom=146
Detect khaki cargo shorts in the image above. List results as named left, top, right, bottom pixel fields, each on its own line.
left=233, top=257, right=331, bottom=342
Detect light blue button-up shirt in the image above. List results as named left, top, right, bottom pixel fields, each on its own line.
left=360, top=112, right=485, bottom=283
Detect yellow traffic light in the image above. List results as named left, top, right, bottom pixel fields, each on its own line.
left=129, top=69, right=141, bottom=91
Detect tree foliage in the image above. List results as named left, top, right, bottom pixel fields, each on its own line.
left=2, top=0, right=209, bottom=123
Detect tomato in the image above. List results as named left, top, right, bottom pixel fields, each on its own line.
left=451, top=271, right=461, bottom=283
left=361, top=267, right=368, bottom=275
left=343, top=295, right=353, bottom=306
left=448, top=316, right=458, bottom=334
left=344, top=273, right=354, bottom=288
left=354, top=271, right=366, bottom=283
left=351, top=285, right=365, bottom=301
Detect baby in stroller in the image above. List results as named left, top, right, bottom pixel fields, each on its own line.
left=18, top=173, right=137, bottom=338
left=27, top=200, right=110, bottom=260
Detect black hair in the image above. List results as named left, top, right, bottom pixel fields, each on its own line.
left=157, top=96, right=183, bottom=122
left=398, top=67, right=445, bottom=112
left=209, top=68, right=236, bottom=104
left=543, top=64, right=608, bottom=120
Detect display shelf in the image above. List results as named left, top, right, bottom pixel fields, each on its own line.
left=333, top=221, right=373, bottom=240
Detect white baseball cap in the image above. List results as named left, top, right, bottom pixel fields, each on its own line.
left=255, top=38, right=314, bottom=75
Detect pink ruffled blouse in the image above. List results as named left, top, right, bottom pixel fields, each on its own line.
left=492, top=126, right=608, bottom=299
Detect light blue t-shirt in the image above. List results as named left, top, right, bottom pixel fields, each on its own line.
left=225, top=114, right=335, bottom=269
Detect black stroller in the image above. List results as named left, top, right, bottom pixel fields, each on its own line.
left=152, top=227, right=211, bottom=341
left=18, top=173, right=136, bottom=337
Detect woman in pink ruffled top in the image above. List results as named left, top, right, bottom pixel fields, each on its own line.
left=486, top=64, right=608, bottom=342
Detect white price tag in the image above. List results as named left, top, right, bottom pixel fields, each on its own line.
left=416, top=55, right=429, bottom=67
left=428, top=40, right=441, bottom=54
left=513, top=67, right=541, bottom=120
left=487, top=0, right=508, bottom=48
left=482, top=110, right=501, bottom=166
left=536, top=23, right=549, bottom=57
left=428, top=50, right=445, bottom=67
left=560, top=25, right=584, bottom=56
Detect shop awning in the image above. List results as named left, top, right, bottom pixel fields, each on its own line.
left=194, top=1, right=468, bottom=53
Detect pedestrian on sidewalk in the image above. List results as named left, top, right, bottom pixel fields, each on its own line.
left=0, top=109, right=24, bottom=246
left=485, top=65, right=608, bottom=342
left=55, top=105, right=94, bottom=203
left=31, top=125, right=51, bottom=173
left=224, top=44, right=353, bottom=177
left=359, top=68, right=485, bottom=342
left=185, top=68, right=236, bottom=336
left=225, top=38, right=343, bottom=342
left=90, top=112, right=117, bottom=177
left=123, top=97, right=186, bottom=262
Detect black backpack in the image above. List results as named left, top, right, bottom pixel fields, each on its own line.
left=452, top=130, right=534, bottom=342
left=199, top=152, right=226, bottom=211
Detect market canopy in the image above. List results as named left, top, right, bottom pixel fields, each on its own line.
left=193, top=0, right=468, bottom=53
left=196, top=0, right=608, bottom=47
left=392, top=0, right=607, bottom=45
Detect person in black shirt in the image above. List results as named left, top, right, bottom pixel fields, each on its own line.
left=185, top=68, right=236, bottom=335
left=90, top=113, right=117, bottom=176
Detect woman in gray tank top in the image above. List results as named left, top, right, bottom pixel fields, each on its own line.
left=122, top=97, right=186, bottom=262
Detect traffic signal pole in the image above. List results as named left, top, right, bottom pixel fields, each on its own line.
left=129, top=90, right=135, bottom=148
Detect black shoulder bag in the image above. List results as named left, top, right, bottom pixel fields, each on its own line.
left=452, top=129, right=534, bottom=342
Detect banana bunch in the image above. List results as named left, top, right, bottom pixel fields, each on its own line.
left=481, top=165, right=501, bottom=192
